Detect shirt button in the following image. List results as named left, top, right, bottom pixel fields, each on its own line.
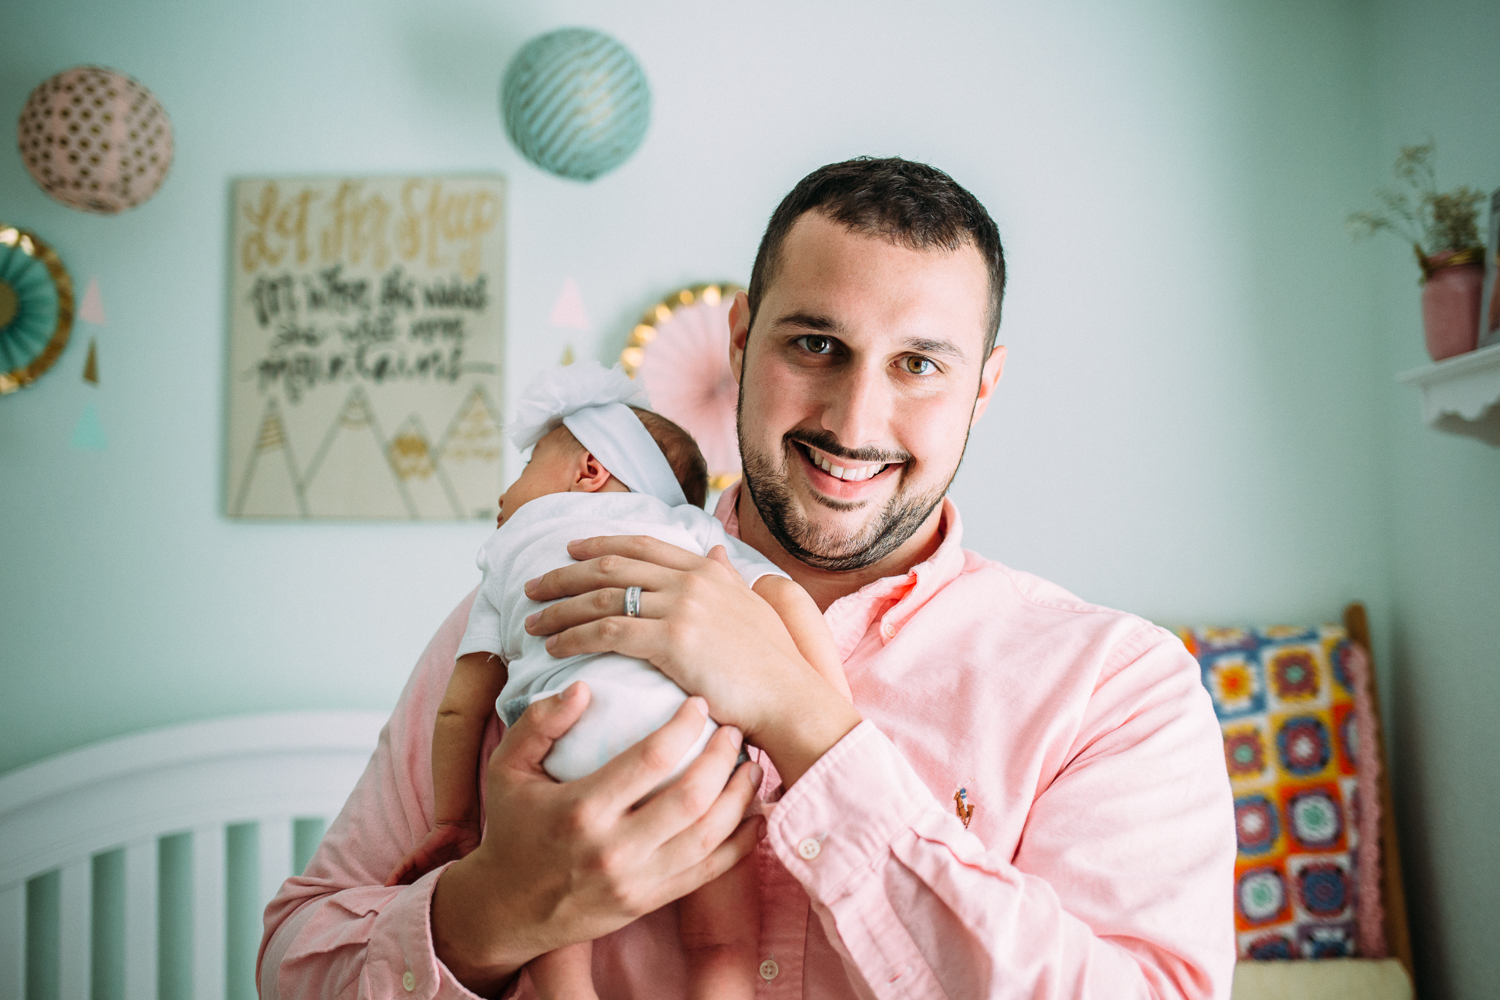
left=881, top=621, right=896, bottom=639
left=797, top=837, right=821, bottom=860
left=759, top=958, right=780, bottom=981
left=402, top=970, right=415, bottom=992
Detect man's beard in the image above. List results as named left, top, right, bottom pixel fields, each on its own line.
left=738, top=398, right=960, bottom=573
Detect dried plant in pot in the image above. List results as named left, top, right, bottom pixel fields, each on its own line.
left=1349, top=141, right=1487, bottom=361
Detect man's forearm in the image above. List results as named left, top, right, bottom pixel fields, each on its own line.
left=754, top=675, right=863, bottom=786
left=430, top=853, right=541, bottom=996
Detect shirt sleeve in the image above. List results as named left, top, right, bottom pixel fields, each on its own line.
left=455, top=583, right=504, bottom=660
left=764, top=632, right=1238, bottom=1000
left=257, top=591, right=517, bottom=1000
left=456, top=543, right=505, bottom=660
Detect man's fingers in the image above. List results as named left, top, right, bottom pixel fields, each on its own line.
left=654, top=812, right=768, bottom=908
left=567, top=534, right=705, bottom=572
left=525, top=588, right=664, bottom=637
left=524, top=554, right=679, bottom=603
left=579, top=695, right=715, bottom=812
left=654, top=757, right=762, bottom=863
left=631, top=724, right=753, bottom=845
left=494, top=681, right=591, bottom=775
left=542, top=616, right=661, bottom=662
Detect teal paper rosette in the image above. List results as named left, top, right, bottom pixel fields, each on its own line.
left=501, top=28, right=651, bottom=182
left=0, top=225, right=74, bottom=393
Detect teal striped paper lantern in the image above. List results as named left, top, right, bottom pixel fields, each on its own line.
left=501, top=28, right=651, bottom=182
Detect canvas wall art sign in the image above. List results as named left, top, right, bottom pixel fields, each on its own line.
left=227, top=175, right=505, bottom=519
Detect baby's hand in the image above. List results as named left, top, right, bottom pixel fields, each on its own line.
left=385, top=821, right=482, bottom=886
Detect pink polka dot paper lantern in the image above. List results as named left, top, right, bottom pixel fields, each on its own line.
left=17, top=66, right=174, bottom=215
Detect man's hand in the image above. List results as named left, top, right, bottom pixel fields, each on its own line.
left=431, top=682, right=765, bottom=996
left=522, top=536, right=862, bottom=785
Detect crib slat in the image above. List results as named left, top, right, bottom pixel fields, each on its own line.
left=124, top=837, right=159, bottom=1000
left=193, top=823, right=227, bottom=1000
left=257, top=816, right=293, bottom=912
left=59, top=859, right=91, bottom=1000
left=0, top=882, right=23, bottom=1000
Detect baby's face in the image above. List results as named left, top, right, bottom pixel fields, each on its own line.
left=496, top=427, right=581, bottom=527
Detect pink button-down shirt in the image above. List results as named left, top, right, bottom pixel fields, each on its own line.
left=260, top=491, right=1236, bottom=999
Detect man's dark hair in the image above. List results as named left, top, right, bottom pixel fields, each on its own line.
left=747, top=157, right=1006, bottom=355
left=631, top=406, right=709, bottom=509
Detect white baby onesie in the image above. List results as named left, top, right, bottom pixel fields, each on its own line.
left=457, top=490, right=787, bottom=784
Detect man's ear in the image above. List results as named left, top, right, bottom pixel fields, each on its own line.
left=969, top=345, right=1007, bottom=428
left=728, top=290, right=751, bottom=384
left=570, top=450, right=615, bottom=493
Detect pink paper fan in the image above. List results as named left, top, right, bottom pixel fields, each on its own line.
left=625, top=286, right=740, bottom=484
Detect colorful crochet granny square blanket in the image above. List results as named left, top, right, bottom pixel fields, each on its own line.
left=1177, top=624, right=1386, bottom=961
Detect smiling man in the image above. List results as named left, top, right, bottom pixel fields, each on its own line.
left=261, top=159, right=1236, bottom=1000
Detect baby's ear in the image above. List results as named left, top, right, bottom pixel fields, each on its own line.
left=571, top=450, right=615, bottom=493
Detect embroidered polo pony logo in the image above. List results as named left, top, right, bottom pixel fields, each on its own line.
left=953, top=786, right=976, bottom=829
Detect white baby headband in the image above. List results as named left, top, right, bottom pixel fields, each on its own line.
left=509, top=361, right=689, bottom=508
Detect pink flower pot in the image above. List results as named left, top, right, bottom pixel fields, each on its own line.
left=1421, top=252, right=1484, bottom=361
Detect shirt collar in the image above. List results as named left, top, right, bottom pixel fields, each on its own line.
left=714, top=481, right=967, bottom=655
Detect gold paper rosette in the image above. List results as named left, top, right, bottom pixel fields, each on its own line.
left=0, top=225, right=74, bottom=394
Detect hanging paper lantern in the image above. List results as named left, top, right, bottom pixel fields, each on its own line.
left=17, top=66, right=174, bottom=214
left=0, top=224, right=74, bottom=394
left=501, top=28, right=650, bottom=182
left=620, top=284, right=742, bottom=492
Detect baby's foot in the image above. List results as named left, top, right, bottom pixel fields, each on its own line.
left=384, top=821, right=481, bottom=886
left=528, top=942, right=598, bottom=1000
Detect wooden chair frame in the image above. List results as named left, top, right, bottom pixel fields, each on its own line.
left=1343, top=601, right=1413, bottom=976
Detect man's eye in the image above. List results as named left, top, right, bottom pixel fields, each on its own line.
left=798, top=335, right=834, bottom=355
left=902, top=356, right=937, bottom=375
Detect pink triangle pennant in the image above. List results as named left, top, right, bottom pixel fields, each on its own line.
left=79, top=277, right=106, bottom=325
left=548, top=278, right=591, bottom=331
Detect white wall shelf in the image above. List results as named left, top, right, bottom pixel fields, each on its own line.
left=1398, top=342, right=1500, bottom=445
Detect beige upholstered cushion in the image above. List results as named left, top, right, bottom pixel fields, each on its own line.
left=1232, top=958, right=1412, bottom=1000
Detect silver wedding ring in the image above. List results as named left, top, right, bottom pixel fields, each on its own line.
left=624, top=585, right=643, bottom=618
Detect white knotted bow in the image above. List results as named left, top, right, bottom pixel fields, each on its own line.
left=509, top=361, right=688, bottom=508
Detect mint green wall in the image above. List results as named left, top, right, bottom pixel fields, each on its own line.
left=0, top=0, right=1389, bottom=766
left=1369, top=0, right=1500, bottom=996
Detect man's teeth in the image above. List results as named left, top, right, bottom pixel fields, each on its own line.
left=811, top=449, right=886, bottom=482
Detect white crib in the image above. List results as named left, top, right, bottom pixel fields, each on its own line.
left=0, top=711, right=385, bottom=1000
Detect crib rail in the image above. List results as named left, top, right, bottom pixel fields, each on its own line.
left=0, top=711, right=385, bottom=1000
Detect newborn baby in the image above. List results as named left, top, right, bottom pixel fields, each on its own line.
left=389, top=363, right=848, bottom=1000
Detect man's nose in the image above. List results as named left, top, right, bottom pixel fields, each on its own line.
left=819, top=362, right=891, bottom=453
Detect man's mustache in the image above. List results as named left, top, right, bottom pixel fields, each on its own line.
left=784, top=429, right=911, bottom=466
